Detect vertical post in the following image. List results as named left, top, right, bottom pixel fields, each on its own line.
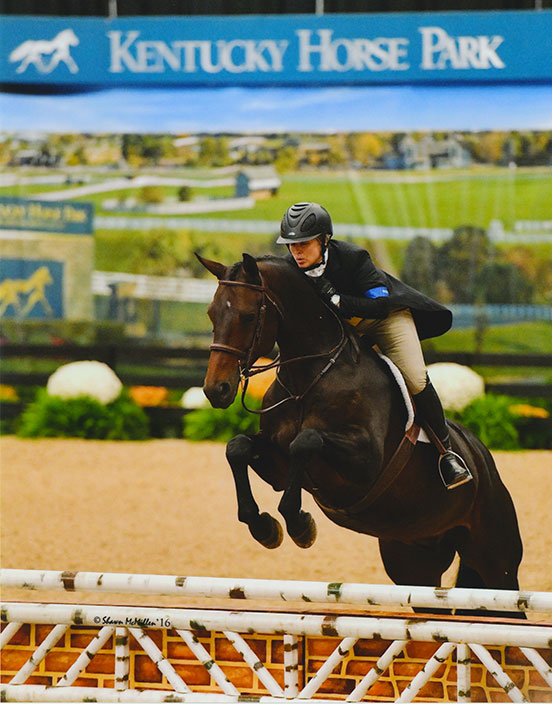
left=315, top=0, right=324, bottom=15
left=108, top=0, right=118, bottom=18
left=115, top=627, right=130, bottom=691
left=283, top=634, right=299, bottom=699
left=457, top=643, right=471, bottom=703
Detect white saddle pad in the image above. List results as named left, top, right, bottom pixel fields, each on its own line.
left=376, top=352, right=430, bottom=443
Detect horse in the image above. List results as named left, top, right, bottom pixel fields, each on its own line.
left=0, top=266, right=53, bottom=317
left=198, top=252, right=524, bottom=612
left=9, top=29, right=79, bottom=74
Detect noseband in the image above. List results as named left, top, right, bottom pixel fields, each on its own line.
left=209, top=276, right=347, bottom=413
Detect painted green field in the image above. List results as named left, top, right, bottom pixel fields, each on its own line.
left=190, top=169, right=552, bottom=231
left=2, top=167, right=551, bottom=231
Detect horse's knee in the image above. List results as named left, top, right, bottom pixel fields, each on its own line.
left=289, top=428, right=323, bottom=459
left=226, top=434, right=253, bottom=463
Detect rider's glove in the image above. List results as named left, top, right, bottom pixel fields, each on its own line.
left=314, top=277, right=340, bottom=309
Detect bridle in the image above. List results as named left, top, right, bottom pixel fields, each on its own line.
left=210, top=277, right=348, bottom=414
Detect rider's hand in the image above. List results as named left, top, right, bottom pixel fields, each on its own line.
left=314, top=277, right=340, bottom=308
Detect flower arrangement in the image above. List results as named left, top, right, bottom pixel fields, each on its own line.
left=427, top=362, right=485, bottom=412
left=130, top=385, right=168, bottom=407
left=0, top=385, right=19, bottom=402
left=509, top=403, right=549, bottom=419
left=47, top=361, right=122, bottom=405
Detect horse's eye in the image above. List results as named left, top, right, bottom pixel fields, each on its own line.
left=240, top=312, right=256, bottom=323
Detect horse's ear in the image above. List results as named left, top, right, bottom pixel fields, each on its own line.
left=242, top=253, right=261, bottom=285
left=195, top=252, right=227, bottom=280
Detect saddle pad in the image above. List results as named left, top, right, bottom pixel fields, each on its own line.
left=376, top=352, right=430, bottom=443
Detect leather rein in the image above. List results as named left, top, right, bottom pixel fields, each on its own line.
left=209, top=278, right=348, bottom=414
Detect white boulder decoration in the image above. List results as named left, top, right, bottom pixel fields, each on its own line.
left=427, top=362, right=485, bottom=413
left=47, top=361, right=123, bottom=405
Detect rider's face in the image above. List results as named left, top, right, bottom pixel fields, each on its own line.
left=289, top=238, right=323, bottom=269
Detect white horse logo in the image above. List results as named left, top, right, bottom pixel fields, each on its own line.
left=9, top=28, right=79, bottom=74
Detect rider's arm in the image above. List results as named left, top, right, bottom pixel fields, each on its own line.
left=338, top=289, right=389, bottom=319
left=338, top=248, right=390, bottom=319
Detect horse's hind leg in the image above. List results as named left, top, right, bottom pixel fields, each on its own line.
left=455, top=517, right=525, bottom=619
left=379, top=537, right=457, bottom=614
left=379, top=536, right=457, bottom=587
left=225, top=434, right=283, bottom=549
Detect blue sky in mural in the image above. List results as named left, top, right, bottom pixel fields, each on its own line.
left=1, top=83, right=551, bottom=133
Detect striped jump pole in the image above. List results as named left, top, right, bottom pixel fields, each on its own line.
left=2, top=568, right=551, bottom=614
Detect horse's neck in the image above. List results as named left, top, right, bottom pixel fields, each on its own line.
left=267, top=277, right=341, bottom=361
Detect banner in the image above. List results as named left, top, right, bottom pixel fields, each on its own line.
left=2, top=11, right=551, bottom=91
left=0, top=197, right=93, bottom=235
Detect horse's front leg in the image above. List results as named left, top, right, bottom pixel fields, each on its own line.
left=225, top=434, right=283, bottom=549
left=278, top=428, right=321, bottom=549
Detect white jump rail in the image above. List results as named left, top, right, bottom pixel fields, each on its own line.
left=2, top=568, right=552, bottom=614
left=2, top=602, right=551, bottom=647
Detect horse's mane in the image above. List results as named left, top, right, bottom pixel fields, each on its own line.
left=229, top=254, right=308, bottom=290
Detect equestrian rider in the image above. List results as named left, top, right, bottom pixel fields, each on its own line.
left=277, top=201, right=473, bottom=490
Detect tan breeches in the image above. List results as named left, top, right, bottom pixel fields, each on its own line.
left=354, top=308, right=428, bottom=394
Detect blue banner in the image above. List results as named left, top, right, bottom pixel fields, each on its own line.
left=1, top=11, right=551, bottom=90
left=0, top=197, right=94, bottom=235
left=0, top=258, right=64, bottom=319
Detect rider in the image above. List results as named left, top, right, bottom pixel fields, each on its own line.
left=277, top=201, right=472, bottom=490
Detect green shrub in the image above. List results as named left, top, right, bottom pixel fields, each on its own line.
left=448, top=394, right=520, bottom=450
left=183, top=396, right=261, bottom=442
left=17, top=389, right=149, bottom=440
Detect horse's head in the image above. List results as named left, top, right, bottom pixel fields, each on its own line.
left=59, top=29, right=79, bottom=47
left=198, top=252, right=279, bottom=408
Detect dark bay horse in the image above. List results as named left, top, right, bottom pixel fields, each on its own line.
left=198, top=252, right=523, bottom=602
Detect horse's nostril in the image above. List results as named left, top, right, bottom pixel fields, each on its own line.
left=219, top=382, right=231, bottom=397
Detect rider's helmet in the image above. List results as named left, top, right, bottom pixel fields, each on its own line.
left=277, top=202, right=333, bottom=244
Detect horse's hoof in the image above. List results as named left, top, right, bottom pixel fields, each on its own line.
left=249, top=512, right=283, bottom=549
left=289, top=511, right=317, bottom=549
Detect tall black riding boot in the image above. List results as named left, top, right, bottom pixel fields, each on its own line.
left=413, top=379, right=473, bottom=490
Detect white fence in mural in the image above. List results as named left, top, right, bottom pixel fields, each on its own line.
left=94, top=215, right=552, bottom=243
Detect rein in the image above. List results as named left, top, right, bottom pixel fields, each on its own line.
left=210, top=277, right=348, bottom=414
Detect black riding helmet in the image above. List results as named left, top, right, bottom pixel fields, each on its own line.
left=277, top=202, right=333, bottom=244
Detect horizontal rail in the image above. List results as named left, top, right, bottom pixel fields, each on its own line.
left=2, top=602, right=550, bottom=648
left=2, top=344, right=551, bottom=368
left=0, top=344, right=211, bottom=361
left=0, top=371, right=206, bottom=389
left=424, top=351, right=552, bottom=367
left=2, top=569, right=551, bottom=614
left=1, top=685, right=338, bottom=703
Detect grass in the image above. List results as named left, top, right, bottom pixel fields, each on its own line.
left=428, top=321, right=552, bottom=355
left=424, top=321, right=552, bottom=383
